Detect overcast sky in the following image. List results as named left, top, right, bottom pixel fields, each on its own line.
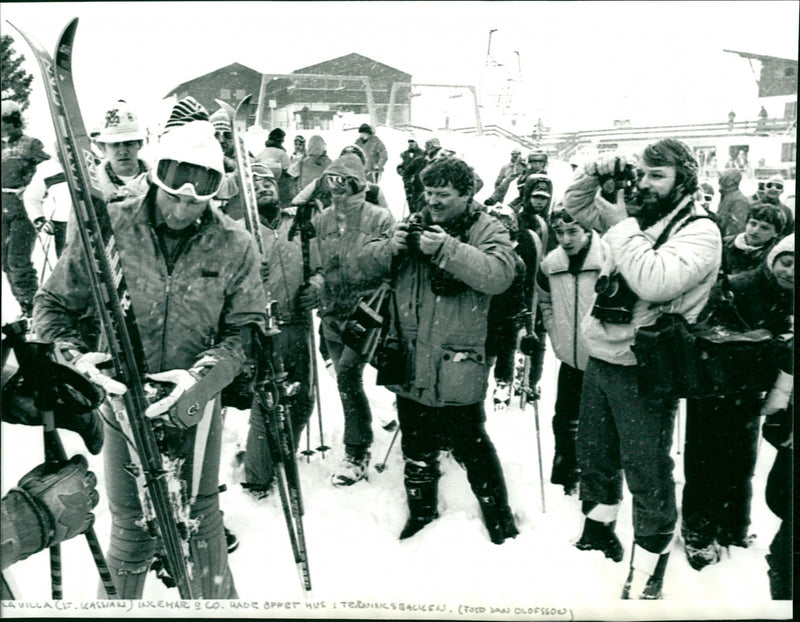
left=2, top=1, right=798, bottom=134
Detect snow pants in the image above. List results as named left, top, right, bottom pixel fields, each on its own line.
left=552, top=362, right=583, bottom=474
left=577, top=357, right=678, bottom=548
left=681, top=393, right=760, bottom=548
left=101, top=398, right=237, bottom=599
left=1, top=202, right=38, bottom=314
left=322, top=318, right=373, bottom=452
left=245, top=323, right=314, bottom=487
left=396, top=397, right=511, bottom=508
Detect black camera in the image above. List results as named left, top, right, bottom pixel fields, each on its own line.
left=374, top=335, right=408, bottom=386
left=599, top=160, right=639, bottom=204
left=591, top=271, right=638, bottom=324
left=406, top=213, right=433, bottom=257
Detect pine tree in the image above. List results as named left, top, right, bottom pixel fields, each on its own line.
left=1, top=34, right=34, bottom=109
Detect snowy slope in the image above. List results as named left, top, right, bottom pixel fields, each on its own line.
left=0, top=128, right=791, bottom=620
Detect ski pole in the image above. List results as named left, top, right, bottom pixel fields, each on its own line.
left=532, top=396, right=546, bottom=513
left=309, top=318, right=329, bottom=457
left=37, top=231, right=55, bottom=286
left=375, top=425, right=401, bottom=473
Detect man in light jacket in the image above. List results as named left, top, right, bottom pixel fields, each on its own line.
left=563, top=139, right=722, bottom=600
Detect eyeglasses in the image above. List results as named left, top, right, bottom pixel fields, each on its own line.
left=154, top=159, right=222, bottom=200
left=765, top=182, right=784, bottom=191
left=215, top=131, right=233, bottom=141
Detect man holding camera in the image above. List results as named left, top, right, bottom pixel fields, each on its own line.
left=358, top=158, right=519, bottom=545
left=563, top=139, right=721, bottom=599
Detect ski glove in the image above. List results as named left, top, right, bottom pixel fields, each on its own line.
left=144, top=368, right=199, bottom=420
left=33, top=217, right=55, bottom=235
left=15, top=454, right=99, bottom=552
left=519, top=333, right=540, bottom=357
left=70, top=351, right=128, bottom=396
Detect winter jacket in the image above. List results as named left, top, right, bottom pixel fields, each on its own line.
left=494, top=159, right=526, bottom=189
left=564, top=170, right=722, bottom=366
left=536, top=231, right=607, bottom=370
left=311, top=190, right=395, bottom=320
left=34, top=190, right=267, bottom=376
left=354, top=134, right=388, bottom=172
left=715, top=189, right=751, bottom=237
left=2, top=133, right=50, bottom=218
left=297, top=136, right=331, bottom=190
left=358, top=203, right=517, bottom=407
left=396, top=145, right=424, bottom=178
left=293, top=177, right=389, bottom=209
left=23, top=158, right=71, bottom=223
left=258, top=209, right=321, bottom=325
left=722, top=232, right=775, bottom=275
left=95, top=158, right=150, bottom=202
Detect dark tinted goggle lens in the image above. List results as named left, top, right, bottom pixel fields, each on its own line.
left=216, top=131, right=233, bottom=141
left=703, top=194, right=713, bottom=202
left=156, top=160, right=222, bottom=197
left=765, top=182, right=783, bottom=190
left=325, top=174, right=349, bottom=190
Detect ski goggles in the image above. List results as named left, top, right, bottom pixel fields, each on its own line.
left=765, top=182, right=784, bottom=191
left=154, top=159, right=223, bottom=200
left=215, top=131, right=233, bottom=141
left=324, top=174, right=352, bottom=190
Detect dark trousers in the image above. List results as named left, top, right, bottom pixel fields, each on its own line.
left=681, top=393, right=760, bottom=547
left=578, top=357, right=678, bottom=543
left=2, top=208, right=38, bottom=313
left=245, top=323, right=314, bottom=487
left=396, top=396, right=510, bottom=502
left=323, top=319, right=373, bottom=450
left=553, top=362, right=583, bottom=468
left=52, top=221, right=67, bottom=257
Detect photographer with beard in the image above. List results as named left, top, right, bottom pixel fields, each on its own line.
left=563, top=139, right=722, bottom=600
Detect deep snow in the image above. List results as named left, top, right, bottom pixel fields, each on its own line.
left=0, top=127, right=791, bottom=620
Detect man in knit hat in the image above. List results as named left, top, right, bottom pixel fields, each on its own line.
left=34, top=99, right=267, bottom=599
left=310, top=153, right=395, bottom=485
left=563, top=139, right=722, bottom=600
left=355, top=123, right=388, bottom=183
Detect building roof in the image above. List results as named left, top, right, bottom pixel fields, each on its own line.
left=723, top=49, right=798, bottom=65
left=292, top=52, right=410, bottom=79
left=166, top=62, right=262, bottom=98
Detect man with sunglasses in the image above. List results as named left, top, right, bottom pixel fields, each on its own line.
left=242, top=163, right=321, bottom=497
left=358, top=157, right=519, bottom=545
left=762, top=175, right=793, bottom=235
left=310, top=153, right=395, bottom=486
left=34, top=112, right=267, bottom=599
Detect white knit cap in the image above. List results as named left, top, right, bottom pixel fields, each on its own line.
left=155, top=120, right=224, bottom=176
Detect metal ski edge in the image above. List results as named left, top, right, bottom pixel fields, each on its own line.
left=10, top=18, right=194, bottom=599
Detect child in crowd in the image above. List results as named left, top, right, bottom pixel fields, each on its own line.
left=535, top=208, right=607, bottom=494
left=723, top=203, right=785, bottom=274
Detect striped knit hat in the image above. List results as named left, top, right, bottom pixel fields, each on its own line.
left=163, top=96, right=209, bottom=131
left=209, top=109, right=232, bottom=133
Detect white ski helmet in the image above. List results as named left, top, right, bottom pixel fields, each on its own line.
left=152, top=120, right=224, bottom=199
left=96, top=100, right=145, bottom=143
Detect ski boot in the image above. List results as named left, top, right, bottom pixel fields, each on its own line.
left=575, top=518, right=624, bottom=562
left=331, top=447, right=370, bottom=487
left=621, top=544, right=670, bottom=600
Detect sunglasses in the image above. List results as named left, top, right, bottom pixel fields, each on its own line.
left=324, top=174, right=351, bottom=190
left=215, top=131, right=233, bottom=141
left=765, top=182, right=784, bottom=190
left=154, top=159, right=222, bottom=200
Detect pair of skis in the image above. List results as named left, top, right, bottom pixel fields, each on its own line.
left=218, top=96, right=312, bottom=593
left=10, top=19, right=195, bottom=598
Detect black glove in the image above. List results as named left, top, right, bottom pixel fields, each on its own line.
left=519, top=333, right=540, bottom=357
left=260, top=261, right=270, bottom=282
left=33, top=217, right=54, bottom=235
left=297, top=283, right=320, bottom=311
left=484, top=197, right=498, bottom=207
left=16, top=455, right=99, bottom=551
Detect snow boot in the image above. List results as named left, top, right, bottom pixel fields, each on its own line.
left=331, top=446, right=370, bottom=487
left=477, top=492, right=518, bottom=545
left=684, top=540, right=721, bottom=571
left=575, top=518, right=624, bottom=562
left=621, top=544, right=669, bottom=600
left=399, top=478, right=439, bottom=540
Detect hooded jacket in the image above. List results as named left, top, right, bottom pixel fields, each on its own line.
left=310, top=155, right=395, bottom=319
left=354, top=134, right=388, bottom=171
left=358, top=203, right=517, bottom=407
left=297, top=135, right=332, bottom=190
left=564, top=170, right=722, bottom=366
left=536, top=231, right=608, bottom=370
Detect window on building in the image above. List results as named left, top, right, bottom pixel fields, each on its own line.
left=235, top=89, right=246, bottom=100
left=784, top=66, right=796, bottom=77
left=784, top=101, right=797, bottom=120
left=781, top=142, right=796, bottom=163
left=220, top=88, right=231, bottom=100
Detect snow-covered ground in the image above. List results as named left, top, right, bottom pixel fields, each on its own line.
left=0, top=128, right=791, bottom=620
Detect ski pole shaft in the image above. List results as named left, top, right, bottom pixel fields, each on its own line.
left=532, top=399, right=546, bottom=513
left=375, top=425, right=401, bottom=472
left=308, top=323, right=328, bottom=455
